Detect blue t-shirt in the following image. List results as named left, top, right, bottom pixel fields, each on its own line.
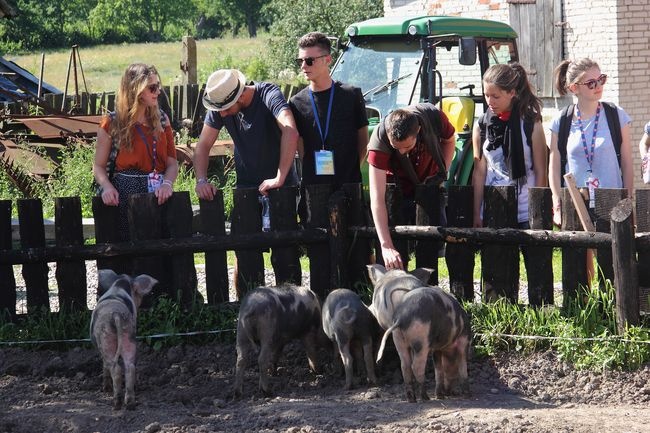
left=550, top=104, right=631, bottom=189
left=204, top=82, right=298, bottom=188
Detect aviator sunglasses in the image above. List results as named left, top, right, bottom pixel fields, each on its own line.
left=294, top=54, right=328, bottom=67
left=576, top=74, right=607, bottom=90
left=147, top=83, right=161, bottom=93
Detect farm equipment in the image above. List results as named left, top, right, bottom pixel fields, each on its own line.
left=330, top=15, right=520, bottom=187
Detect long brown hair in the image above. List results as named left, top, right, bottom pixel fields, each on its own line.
left=482, top=63, right=542, bottom=122
left=111, top=63, right=163, bottom=152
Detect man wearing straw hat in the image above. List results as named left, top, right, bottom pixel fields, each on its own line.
left=194, top=68, right=299, bottom=197
left=194, top=69, right=301, bottom=287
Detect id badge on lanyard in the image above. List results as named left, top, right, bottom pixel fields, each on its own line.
left=315, top=150, right=335, bottom=175
left=586, top=173, right=599, bottom=209
left=148, top=171, right=162, bottom=192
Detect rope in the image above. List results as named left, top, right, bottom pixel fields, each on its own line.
left=0, top=328, right=237, bottom=346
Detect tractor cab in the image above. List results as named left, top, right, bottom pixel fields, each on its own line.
left=330, top=15, right=519, bottom=187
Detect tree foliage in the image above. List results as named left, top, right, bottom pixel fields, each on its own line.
left=266, top=0, right=383, bottom=76
left=0, top=0, right=382, bottom=54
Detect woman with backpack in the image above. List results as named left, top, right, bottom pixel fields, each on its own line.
left=472, top=63, right=548, bottom=229
left=93, top=63, right=178, bottom=241
left=472, top=63, right=550, bottom=304
left=549, top=58, right=633, bottom=281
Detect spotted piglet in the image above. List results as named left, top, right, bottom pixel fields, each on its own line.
left=234, top=285, right=324, bottom=398
left=322, top=288, right=380, bottom=390
left=377, top=286, right=471, bottom=403
left=90, top=269, right=157, bottom=410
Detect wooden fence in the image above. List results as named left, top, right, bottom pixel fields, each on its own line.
left=0, top=184, right=648, bottom=333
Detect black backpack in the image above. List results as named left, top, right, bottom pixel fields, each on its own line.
left=557, top=102, right=622, bottom=184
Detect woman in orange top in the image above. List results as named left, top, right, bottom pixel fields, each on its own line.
left=93, top=63, right=178, bottom=239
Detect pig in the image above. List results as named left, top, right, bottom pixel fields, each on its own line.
left=322, top=288, right=380, bottom=390
left=90, top=269, right=157, bottom=410
left=234, top=285, right=324, bottom=398
left=366, top=264, right=433, bottom=330
left=376, top=286, right=471, bottom=402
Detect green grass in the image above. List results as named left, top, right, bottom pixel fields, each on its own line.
left=8, top=35, right=271, bottom=93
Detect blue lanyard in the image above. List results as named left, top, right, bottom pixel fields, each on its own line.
left=134, top=124, right=158, bottom=172
left=575, top=103, right=601, bottom=172
left=308, top=83, right=335, bottom=150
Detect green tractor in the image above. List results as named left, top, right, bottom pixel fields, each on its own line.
left=330, top=15, right=519, bottom=188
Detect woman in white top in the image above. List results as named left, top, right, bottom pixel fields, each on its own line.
left=472, top=63, right=548, bottom=228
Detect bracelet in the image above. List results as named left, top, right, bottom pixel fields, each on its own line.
left=197, top=177, right=208, bottom=185
left=162, top=179, right=173, bottom=187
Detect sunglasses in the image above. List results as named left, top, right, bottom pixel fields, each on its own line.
left=147, top=83, right=161, bottom=93
left=294, top=54, right=327, bottom=67
left=576, top=74, right=607, bottom=90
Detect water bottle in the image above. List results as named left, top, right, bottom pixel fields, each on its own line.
left=260, top=195, right=271, bottom=232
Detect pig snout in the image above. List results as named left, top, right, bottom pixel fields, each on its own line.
left=322, top=289, right=379, bottom=390
left=376, top=286, right=470, bottom=403
left=234, top=285, right=324, bottom=399
left=90, top=269, right=157, bottom=410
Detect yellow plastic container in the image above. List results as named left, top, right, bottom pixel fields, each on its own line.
left=441, top=96, right=475, bottom=134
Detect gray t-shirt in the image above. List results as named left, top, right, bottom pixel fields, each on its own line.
left=549, top=104, right=630, bottom=188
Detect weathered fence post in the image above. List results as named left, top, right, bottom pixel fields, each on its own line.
left=342, top=183, right=371, bottom=290
left=594, top=188, right=628, bottom=288
left=527, top=187, right=554, bottom=306
left=128, top=193, right=169, bottom=303
left=231, top=188, right=265, bottom=299
left=561, top=188, right=588, bottom=308
left=0, top=200, right=16, bottom=320
left=269, top=186, right=302, bottom=285
left=181, top=36, right=198, bottom=85
left=304, top=184, right=334, bottom=299
left=328, top=190, right=349, bottom=290
left=636, top=189, right=650, bottom=314
left=445, top=186, right=474, bottom=301
left=54, top=197, right=87, bottom=311
left=415, top=183, right=443, bottom=285
left=18, top=199, right=49, bottom=313
left=164, top=192, right=199, bottom=306
left=611, top=198, right=639, bottom=333
left=92, top=196, right=130, bottom=276
left=481, top=186, right=518, bottom=302
left=199, top=192, right=229, bottom=304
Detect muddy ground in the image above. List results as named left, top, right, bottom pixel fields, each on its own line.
left=1, top=340, right=649, bottom=433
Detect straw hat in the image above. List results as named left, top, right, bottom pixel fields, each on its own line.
left=202, top=69, right=246, bottom=111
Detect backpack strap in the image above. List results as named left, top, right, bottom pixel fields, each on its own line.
left=601, top=101, right=622, bottom=169
left=557, top=104, right=574, bottom=186
left=106, top=111, right=119, bottom=181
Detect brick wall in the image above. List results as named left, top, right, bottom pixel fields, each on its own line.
left=384, top=0, right=508, bottom=21
left=384, top=0, right=650, bottom=189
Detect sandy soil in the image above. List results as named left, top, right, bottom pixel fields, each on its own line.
left=1, top=340, right=649, bottom=433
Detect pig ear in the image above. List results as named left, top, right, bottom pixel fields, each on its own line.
left=98, top=269, right=120, bottom=291
left=132, top=274, right=158, bottom=296
left=366, top=264, right=387, bottom=285
left=410, top=267, right=434, bottom=285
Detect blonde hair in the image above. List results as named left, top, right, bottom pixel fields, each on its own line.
left=553, top=58, right=599, bottom=96
left=111, top=63, right=163, bottom=152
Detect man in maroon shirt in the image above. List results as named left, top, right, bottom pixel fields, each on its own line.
left=368, top=103, right=456, bottom=270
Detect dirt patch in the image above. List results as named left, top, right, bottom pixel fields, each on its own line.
left=1, top=341, right=648, bottom=433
